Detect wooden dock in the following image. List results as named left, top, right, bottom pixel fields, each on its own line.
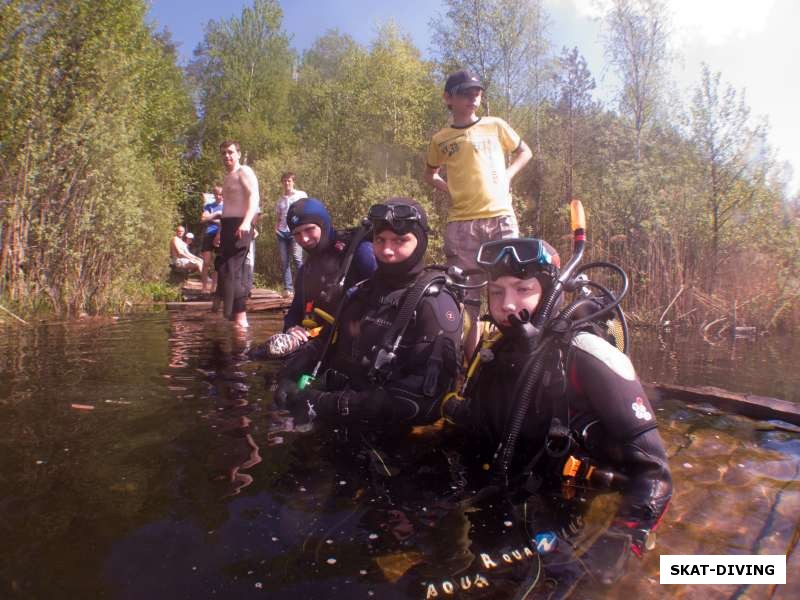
left=165, top=279, right=293, bottom=312
left=644, top=382, right=800, bottom=427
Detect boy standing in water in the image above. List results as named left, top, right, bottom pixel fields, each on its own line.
left=218, top=140, right=260, bottom=328
left=424, top=69, right=532, bottom=356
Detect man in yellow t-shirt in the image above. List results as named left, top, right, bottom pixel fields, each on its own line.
left=425, top=69, right=532, bottom=355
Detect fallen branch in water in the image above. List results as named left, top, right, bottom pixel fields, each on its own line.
left=0, top=303, right=29, bottom=326
left=659, top=284, right=685, bottom=325
left=701, top=316, right=727, bottom=344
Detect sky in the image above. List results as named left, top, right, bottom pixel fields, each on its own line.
left=147, top=0, right=800, bottom=196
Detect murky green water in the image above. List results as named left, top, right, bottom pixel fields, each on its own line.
left=630, top=328, right=800, bottom=404
left=0, top=313, right=797, bottom=599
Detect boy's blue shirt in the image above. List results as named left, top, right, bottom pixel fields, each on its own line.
left=203, top=201, right=223, bottom=236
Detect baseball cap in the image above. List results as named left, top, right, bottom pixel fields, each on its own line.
left=185, top=232, right=195, bottom=240
left=444, top=70, right=484, bottom=95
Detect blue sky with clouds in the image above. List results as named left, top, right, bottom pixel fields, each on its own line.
left=148, top=0, right=799, bottom=195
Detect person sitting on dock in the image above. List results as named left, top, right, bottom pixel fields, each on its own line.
left=442, top=237, right=673, bottom=588
left=170, top=225, right=203, bottom=273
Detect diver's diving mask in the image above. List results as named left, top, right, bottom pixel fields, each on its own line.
left=477, top=238, right=558, bottom=281
left=367, top=203, right=427, bottom=234
left=477, top=238, right=553, bottom=267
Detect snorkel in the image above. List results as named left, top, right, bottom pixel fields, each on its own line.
left=532, top=200, right=586, bottom=330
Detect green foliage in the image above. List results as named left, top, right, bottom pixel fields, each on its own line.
left=2, top=0, right=796, bottom=330
left=0, top=0, right=194, bottom=316
left=124, top=280, right=181, bottom=304
left=188, top=0, right=294, bottom=186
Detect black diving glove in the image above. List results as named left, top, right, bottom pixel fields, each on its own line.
left=283, top=387, right=390, bottom=425
left=507, top=308, right=540, bottom=353
left=273, top=379, right=299, bottom=409
left=441, top=395, right=471, bottom=426
left=287, top=387, right=324, bottom=425
left=274, top=379, right=321, bottom=426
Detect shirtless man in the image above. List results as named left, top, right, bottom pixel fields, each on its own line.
left=170, top=225, right=203, bottom=272
left=217, top=140, right=260, bottom=328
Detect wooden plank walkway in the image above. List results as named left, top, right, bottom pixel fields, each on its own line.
left=165, top=278, right=293, bottom=312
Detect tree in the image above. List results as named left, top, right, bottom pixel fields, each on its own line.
left=690, top=64, right=768, bottom=289
left=553, top=47, right=597, bottom=203
left=430, top=0, right=549, bottom=121
left=603, top=0, right=671, bottom=163
left=289, top=25, right=439, bottom=222
left=0, top=0, right=193, bottom=315
left=189, top=0, right=294, bottom=184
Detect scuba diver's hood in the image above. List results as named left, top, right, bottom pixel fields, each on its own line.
left=483, top=238, right=561, bottom=328
left=287, top=197, right=335, bottom=253
left=373, top=198, right=429, bottom=289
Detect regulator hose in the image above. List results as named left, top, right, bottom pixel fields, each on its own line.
left=492, top=338, right=553, bottom=481
left=492, top=200, right=587, bottom=483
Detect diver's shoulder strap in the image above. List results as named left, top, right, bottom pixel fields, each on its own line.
left=379, top=269, right=449, bottom=348
left=333, top=221, right=371, bottom=288
left=368, top=270, right=451, bottom=381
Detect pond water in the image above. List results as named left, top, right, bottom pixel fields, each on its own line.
left=0, top=311, right=798, bottom=599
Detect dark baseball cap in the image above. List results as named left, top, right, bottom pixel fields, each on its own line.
left=444, top=70, right=484, bottom=94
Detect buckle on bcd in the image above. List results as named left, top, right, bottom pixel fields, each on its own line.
left=372, top=347, right=396, bottom=373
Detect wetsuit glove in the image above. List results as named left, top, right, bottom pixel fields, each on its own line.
left=441, top=395, right=471, bottom=426
left=273, top=379, right=299, bottom=409
left=285, top=387, right=325, bottom=425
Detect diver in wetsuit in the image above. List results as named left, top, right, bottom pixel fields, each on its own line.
left=283, top=198, right=377, bottom=340
left=276, top=198, right=462, bottom=429
left=251, top=198, right=376, bottom=359
left=444, top=237, right=673, bottom=586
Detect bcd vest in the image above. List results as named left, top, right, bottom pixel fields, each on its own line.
left=300, top=230, right=358, bottom=321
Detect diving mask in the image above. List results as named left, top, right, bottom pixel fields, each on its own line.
left=367, top=203, right=427, bottom=234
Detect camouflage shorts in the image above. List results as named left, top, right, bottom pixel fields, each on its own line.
left=443, top=214, right=519, bottom=308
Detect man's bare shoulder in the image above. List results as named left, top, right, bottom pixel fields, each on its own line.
left=238, top=164, right=257, bottom=179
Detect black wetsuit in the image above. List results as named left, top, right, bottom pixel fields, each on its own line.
left=216, top=217, right=253, bottom=319
left=458, top=330, right=672, bottom=561
left=283, top=228, right=376, bottom=331
left=278, top=270, right=463, bottom=428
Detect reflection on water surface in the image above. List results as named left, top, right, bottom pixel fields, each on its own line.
left=0, top=314, right=797, bottom=599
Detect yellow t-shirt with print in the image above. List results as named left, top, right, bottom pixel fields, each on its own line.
left=426, top=116, right=521, bottom=222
